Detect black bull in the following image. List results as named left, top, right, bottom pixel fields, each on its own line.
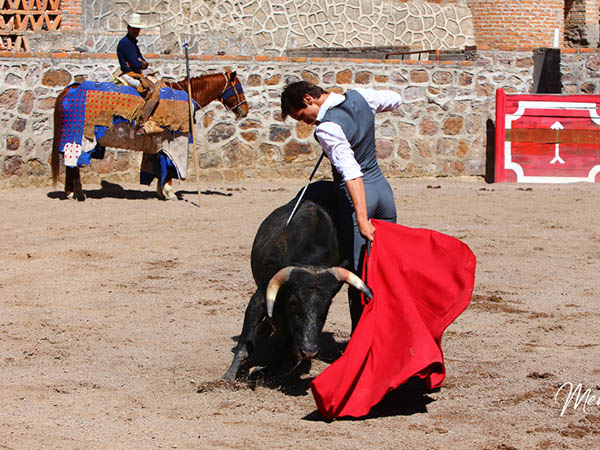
left=222, top=181, right=372, bottom=380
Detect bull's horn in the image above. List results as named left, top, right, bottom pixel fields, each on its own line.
left=265, top=267, right=294, bottom=318
left=331, top=267, right=373, bottom=300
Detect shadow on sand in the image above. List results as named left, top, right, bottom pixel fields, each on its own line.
left=302, top=378, right=437, bottom=422
left=47, top=181, right=234, bottom=201
left=225, top=330, right=435, bottom=420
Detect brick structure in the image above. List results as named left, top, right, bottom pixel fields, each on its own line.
left=468, top=0, right=565, bottom=49
left=0, top=0, right=82, bottom=51
left=61, top=0, right=83, bottom=32
left=564, top=0, right=599, bottom=47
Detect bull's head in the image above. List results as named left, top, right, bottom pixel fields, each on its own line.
left=265, top=266, right=372, bottom=360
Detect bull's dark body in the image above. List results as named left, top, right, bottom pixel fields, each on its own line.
left=223, top=182, right=344, bottom=380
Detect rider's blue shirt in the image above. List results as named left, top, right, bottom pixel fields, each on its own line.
left=117, top=33, right=146, bottom=74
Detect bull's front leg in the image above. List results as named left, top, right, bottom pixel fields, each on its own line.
left=222, top=289, right=266, bottom=381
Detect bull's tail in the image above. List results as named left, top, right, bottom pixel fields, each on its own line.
left=51, top=84, right=79, bottom=187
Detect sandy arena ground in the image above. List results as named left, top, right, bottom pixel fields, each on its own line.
left=1, top=176, right=599, bottom=449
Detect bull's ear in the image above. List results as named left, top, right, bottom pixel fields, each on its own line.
left=339, top=259, right=352, bottom=270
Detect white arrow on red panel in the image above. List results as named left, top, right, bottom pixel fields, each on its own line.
left=549, top=121, right=565, bottom=164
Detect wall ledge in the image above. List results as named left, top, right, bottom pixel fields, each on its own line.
left=1, top=48, right=595, bottom=65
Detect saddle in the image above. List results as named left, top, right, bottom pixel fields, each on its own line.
left=109, top=70, right=195, bottom=135
left=113, top=69, right=164, bottom=134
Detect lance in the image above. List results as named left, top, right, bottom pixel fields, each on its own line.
left=286, top=152, right=325, bottom=226
left=183, top=42, right=202, bottom=204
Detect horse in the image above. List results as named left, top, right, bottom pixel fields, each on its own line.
left=51, top=70, right=248, bottom=200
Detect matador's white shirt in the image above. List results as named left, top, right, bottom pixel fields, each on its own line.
left=314, top=88, right=403, bottom=182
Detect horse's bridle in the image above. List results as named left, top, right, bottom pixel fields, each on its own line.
left=218, top=72, right=247, bottom=114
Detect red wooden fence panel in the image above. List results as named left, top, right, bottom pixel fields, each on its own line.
left=495, top=88, right=600, bottom=183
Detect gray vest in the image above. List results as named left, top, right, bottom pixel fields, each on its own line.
left=319, top=90, right=384, bottom=187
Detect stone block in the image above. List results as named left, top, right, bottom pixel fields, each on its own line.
left=113, top=153, right=130, bottom=172
left=301, top=70, right=319, bottom=84
left=39, top=97, right=57, bottom=110
left=396, top=139, right=412, bottom=160
left=6, top=135, right=20, bottom=151
left=239, top=119, right=264, bottom=130
left=295, top=121, right=313, bottom=139
left=258, top=143, right=283, bottom=163
left=432, top=71, right=453, bottom=85
left=12, top=118, right=27, bottom=132
left=442, top=116, right=463, bottom=135
left=436, top=137, right=456, bottom=156
left=410, top=69, right=429, bottom=83
left=336, top=69, right=352, bottom=84
left=0, top=89, right=19, bottom=110
left=355, top=71, right=372, bottom=84
left=2, top=155, right=25, bottom=177
left=269, top=124, right=291, bottom=142
left=265, top=74, right=281, bottom=85
left=199, top=151, right=220, bottom=169
left=18, top=91, right=34, bottom=114
left=41, top=69, right=72, bottom=87
left=93, top=153, right=114, bottom=174
left=375, top=139, right=394, bottom=159
left=241, top=131, right=258, bottom=142
left=581, top=82, right=596, bottom=93
left=208, top=123, right=236, bottom=143
left=419, top=116, right=438, bottom=135
left=26, top=159, right=46, bottom=177
left=456, top=140, right=469, bottom=159
left=459, top=72, right=473, bottom=86
left=245, top=74, right=262, bottom=87
left=222, top=138, right=254, bottom=167
left=284, top=140, right=312, bottom=162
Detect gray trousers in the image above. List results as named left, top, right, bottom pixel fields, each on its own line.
left=337, top=175, right=397, bottom=331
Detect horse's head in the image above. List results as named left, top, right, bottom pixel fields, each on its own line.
left=219, top=71, right=248, bottom=119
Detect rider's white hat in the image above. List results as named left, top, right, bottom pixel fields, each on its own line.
left=124, top=13, right=153, bottom=29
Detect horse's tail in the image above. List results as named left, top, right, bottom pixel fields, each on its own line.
left=51, top=87, right=68, bottom=187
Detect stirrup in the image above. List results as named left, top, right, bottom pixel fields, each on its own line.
left=136, top=120, right=165, bottom=135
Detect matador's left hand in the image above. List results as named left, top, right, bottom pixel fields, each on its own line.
left=358, top=218, right=376, bottom=242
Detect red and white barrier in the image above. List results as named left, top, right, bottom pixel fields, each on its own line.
left=495, top=89, right=600, bottom=183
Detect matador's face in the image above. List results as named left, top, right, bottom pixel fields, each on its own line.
left=289, top=94, right=321, bottom=125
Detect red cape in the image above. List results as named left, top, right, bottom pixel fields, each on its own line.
left=310, top=220, right=476, bottom=419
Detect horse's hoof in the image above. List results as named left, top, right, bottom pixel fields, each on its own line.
left=75, top=192, right=86, bottom=201
left=65, top=192, right=75, bottom=200
left=161, top=183, right=177, bottom=200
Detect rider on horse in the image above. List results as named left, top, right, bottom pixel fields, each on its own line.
left=116, top=13, right=163, bottom=135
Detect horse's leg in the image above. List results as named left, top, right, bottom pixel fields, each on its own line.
left=65, top=167, right=85, bottom=201
left=65, top=166, right=74, bottom=197
left=157, top=176, right=176, bottom=200
left=72, top=167, right=85, bottom=201
left=163, top=177, right=176, bottom=199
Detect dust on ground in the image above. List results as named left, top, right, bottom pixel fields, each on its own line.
left=1, top=177, right=599, bottom=449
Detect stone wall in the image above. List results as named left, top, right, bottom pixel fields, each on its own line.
left=1, top=48, right=599, bottom=189
left=29, top=0, right=475, bottom=56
